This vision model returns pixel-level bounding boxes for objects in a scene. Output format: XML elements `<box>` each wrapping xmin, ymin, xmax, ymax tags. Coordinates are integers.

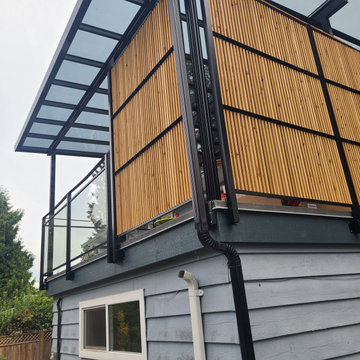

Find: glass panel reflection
<box><xmin>82</xmin><ymin>0</ymin><xmax>140</xmax><ymax>34</ymax></box>
<box><xmin>56</xmin><ymin>60</ymin><xmax>99</xmax><ymax>85</ymax></box>
<box><xmin>87</xmin><ymin>93</ymin><xmax>108</xmax><ymax>110</ymax></box>
<box><xmin>76</xmin><ymin>111</ymin><xmax>109</xmax><ymax>127</ymax></box>
<box><xmin>68</xmin><ymin>30</ymin><xmax>117</xmax><ymax>62</ymax></box>
<box><xmin>70</xmin><ymin>170</ymin><xmax>107</xmax><ymax>262</ymax></box>
<box><xmin>84</xmin><ymin>307</ymin><xmax>106</xmax><ymax>349</ymax></box>
<box><xmin>30</xmin><ymin>122</ymin><xmax>62</xmax><ymax>136</ymax></box>
<box><xmin>23</xmin><ymin>138</ymin><xmax>53</xmax><ymax>149</ymax></box>
<box><xmin>108</xmin><ymin>301</ymin><xmax>141</xmax><ymax>353</ymax></box>
<box><xmin>44</xmin><ymin>206</ymin><xmax>67</xmax><ymax>271</ymax></box>
<box><xmin>271</xmin><ymin>0</ymin><xmax>325</xmax><ymax>16</ymax></box>
<box><xmin>330</xmin><ymin>0</ymin><xmax>360</xmax><ymax>41</ymax></box>
<box><xmin>45</xmin><ymin>85</ymin><xmax>85</xmax><ymax>105</ymax></box>
<box><xmin>57</xmin><ymin>141</ymin><xmax>109</xmax><ymax>153</ymax></box>
<box><xmin>66</xmin><ymin>128</ymin><xmax>109</xmax><ymax>142</ymax></box>
<box><xmin>37</xmin><ymin>105</ymin><xmax>72</xmax><ymax>121</ymax></box>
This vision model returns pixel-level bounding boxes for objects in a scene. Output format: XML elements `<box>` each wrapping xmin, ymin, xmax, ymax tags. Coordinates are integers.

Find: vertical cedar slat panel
<box><xmin>225</xmin><ymin>111</ymin><xmax>351</xmax><ymax>204</ymax></box>
<box><xmin>328</xmin><ymin>84</ymin><xmax>360</xmax><ymax>143</ymax></box>
<box><xmin>214</xmin><ymin>38</ymin><xmax>333</xmax><ymax>134</ymax></box>
<box><xmin>115</xmin><ymin>122</ymin><xmax>191</xmax><ymax>234</ymax></box>
<box><xmin>111</xmin><ymin>0</ymin><xmax>190</xmax><ymax>235</ymax></box>
<box><xmin>209</xmin><ymin>0</ymin><xmax>317</xmax><ymax>73</ymax></box>
<box><xmin>111</xmin><ymin>0</ymin><xmax>173</xmax><ymax>113</ymax></box>
<box><xmin>314</xmin><ymin>31</ymin><xmax>360</xmax><ymax>92</ymax></box>
<box><xmin>113</xmin><ymin>53</ymin><xmax>181</xmax><ymax>170</ymax></box>
<box><xmin>344</xmin><ymin>143</ymin><xmax>360</xmax><ymax>203</ymax></box>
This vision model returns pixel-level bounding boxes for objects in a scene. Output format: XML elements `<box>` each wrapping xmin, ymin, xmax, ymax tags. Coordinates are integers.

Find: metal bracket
<box><xmin>66</xmin><ymin>271</ymin><xmax>74</xmax><ymax>281</ymax></box>
<box><xmin>114</xmin><ymin>248</ymin><xmax>125</xmax><ymax>262</ymax></box>
<box><xmin>349</xmin><ymin>219</ymin><xmax>360</xmax><ymax>234</ymax></box>
<box><xmin>188</xmin><ymin>289</ymin><xmax>204</xmax><ymax>297</ymax></box>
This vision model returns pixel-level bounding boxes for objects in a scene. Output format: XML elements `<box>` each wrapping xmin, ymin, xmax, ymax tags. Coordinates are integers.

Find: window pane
<box><xmin>108</xmin><ymin>301</ymin><xmax>141</xmax><ymax>353</ymax></box>
<box><xmin>30</xmin><ymin>122</ymin><xmax>62</xmax><ymax>136</ymax></box>
<box><xmin>23</xmin><ymin>138</ymin><xmax>53</xmax><ymax>148</ymax></box>
<box><xmin>87</xmin><ymin>93</ymin><xmax>109</xmax><ymax>110</ymax></box>
<box><xmin>84</xmin><ymin>307</ymin><xmax>106</xmax><ymax>349</ymax></box>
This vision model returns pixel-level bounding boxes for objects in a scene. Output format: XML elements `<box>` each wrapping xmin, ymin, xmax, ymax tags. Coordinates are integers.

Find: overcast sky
<box><xmin>0</xmin><ymin>0</ymin><xmax>97</xmax><ymax>280</ymax></box>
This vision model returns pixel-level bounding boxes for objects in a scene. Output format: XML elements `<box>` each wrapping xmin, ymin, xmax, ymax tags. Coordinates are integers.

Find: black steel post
<box><xmin>184</xmin><ymin>0</ymin><xmax>220</xmax><ymax>203</ymax></box>
<box><xmin>66</xmin><ymin>192</ymin><xmax>74</xmax><ymax>280</ymax></box>
<box><xmin>47</xmin><ymin>153</ymin><xmax>56</xmax><ymax>273</ymax></box>
<box><xmin>168</xmin><ymin>0</ymin><xmax>209</xmax><ymax>231</ymax></box>
<box><xmin>40</xmin><ymin>217</ymin><xmax>46</xmax><ymax>290</ymax></box>
<box><xmin>201</xmin><ymin>0</ymin><xmax>239</xmax><ymax>223</ymax></box>
<box><xmin>168</xmin><ymin>0</ymin><xmax>255</xmax><ymax>358</ymax></box>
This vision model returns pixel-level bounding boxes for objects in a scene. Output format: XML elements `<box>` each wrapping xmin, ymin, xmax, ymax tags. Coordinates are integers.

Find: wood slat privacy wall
<box><xmin>328</xmin><ymin>85</ymin><xmax>360</xmax><ymax>143</ymax></box>
<box><xmin>209</xmin><ymin>0</ymin><xmax>357</xmax><ymax>205</ymax></box>
<box><xmin>314</xmin><ymin>32</ymin><xmax>360</xmax><ymax>92</ymax></box>
<box><xmin>225</xmin><ymin>111</ymin><xmax>350</xmax><ymax>204</ymax></box>
<box><xmin>214</xmin><ymin>38</ymin><xmax>332</xmax><ymax>135</ymax></box>
<box><xmin>115</xmin><ymin>122</ymin><xmax>191</xmax><ymax>233</ymax></box>
<box><xmin>344</xmin><ymin>143</ymin><xmax>360</xmax><ymax>203</ymax></box>
<box><xmin>111</xmin><ymin>0</ymin><xmax>173</xmax><ymax>112</ymax></box>
<box><xmin>113</xmin><ymin>53</ymin><xmax>181</xmax><ymax>169</ymax></box>
<box><xmin>111</xmin><ymin>0</ymin><xmax>190</xmax><ymax>235</ymax></box>
<box><xmin>209</xmin><ymin>0</ymin><xmax>317</xmax><ymax>73</ymax></box>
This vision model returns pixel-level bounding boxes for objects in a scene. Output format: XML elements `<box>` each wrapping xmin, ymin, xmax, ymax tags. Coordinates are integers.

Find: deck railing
<box><xmin>40</xmin><ymin>156</ymin><xmax>109</xmax><ymax>287</ymax></box>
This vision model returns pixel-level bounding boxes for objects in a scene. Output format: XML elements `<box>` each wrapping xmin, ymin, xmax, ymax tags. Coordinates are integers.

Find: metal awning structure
<box><xmin>16</xmin><ymin>0</ymin><xmax>152</xmax><ymax>157</ymax></box>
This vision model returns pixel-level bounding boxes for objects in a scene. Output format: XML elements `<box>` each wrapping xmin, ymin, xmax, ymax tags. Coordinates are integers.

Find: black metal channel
<box><xmin>168</xmin><ymin>0</ymin><xmax>255</xmax><ymax>358</ymax></box>
<box><xmin>40</xmin><ymin>217</ymin><xmax>46</xmax><ymax>290</ymax></box>
<box><xmin>184</xmin><ymin>0</ymin><xmax>220</xmax><ymax>202</ymax></box>
<box><xmin>202</xmin><ymin>0</ymin><xmax>239</xmax><ymax>223</ymax></box>
<box><xmin>106</xmin><ymin>70</ymin><xmax>119</xmax><ymax>263</ymax></box>
<box><xmin>168</xmin><ymin>0</ymin><xmax>208</xmax><ymax>231</ymax></box>
<box><xmin>307</xmin><ymin>26</ymin><xmax>360</xmax><ymax>221</ymax></box>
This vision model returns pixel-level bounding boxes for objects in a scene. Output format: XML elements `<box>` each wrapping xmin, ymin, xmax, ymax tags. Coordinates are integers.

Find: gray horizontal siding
<box><xmin>51</xmin><ymin>244</ymin><xmax>360</xmax><ymax>359</ymax></box>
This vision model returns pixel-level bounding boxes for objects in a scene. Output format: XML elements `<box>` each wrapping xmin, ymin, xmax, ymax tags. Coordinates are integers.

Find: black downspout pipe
<box><xmin>168</xmin><ymin>0</ymin><xmax>256</xmax><ymax>358</ymax></box>
<box><xmin>197</xmin><ymin>230</ymin><xmax>256</xmax><ymax>360</ymax></box>
<box><xmin>56</xmin><ymin>297</ymin><xmax>62</xmax><ymax>360</ymax></box>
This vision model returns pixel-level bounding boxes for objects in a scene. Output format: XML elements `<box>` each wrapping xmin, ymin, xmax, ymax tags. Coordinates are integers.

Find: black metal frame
<box><xmin>16</xmin><ymin>0</ymin><xmax>155</xmax><ymax>158</ymax></box>
<box><xmin>209</xmin><ymin>5</ymin><xmax>360</xmax><ymax>227</ymax></box>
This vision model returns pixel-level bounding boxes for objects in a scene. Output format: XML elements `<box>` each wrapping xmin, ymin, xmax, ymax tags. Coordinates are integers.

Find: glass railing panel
<box><xmin>70</xmin><ymin>169</ymin><xmax>107</xmax><ymax>265</ymax></box>
<box><xmin>44</xmin><ymin>205</ymin><xmax>67</xmax><ymax>273</ymax></box>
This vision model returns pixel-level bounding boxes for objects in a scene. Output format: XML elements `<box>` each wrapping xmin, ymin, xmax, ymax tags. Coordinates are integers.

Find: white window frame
<box><xmin>79</xmin><ymin>289</ymin><xmax>147</xmax><ymax>360</ymax></box>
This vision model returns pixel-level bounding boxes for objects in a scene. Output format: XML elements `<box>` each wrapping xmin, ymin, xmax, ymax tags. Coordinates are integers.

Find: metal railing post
<box><xmin>66</xmin><ymin>192</ymin><xmax>74</xmax><ymax>280</ymax></box>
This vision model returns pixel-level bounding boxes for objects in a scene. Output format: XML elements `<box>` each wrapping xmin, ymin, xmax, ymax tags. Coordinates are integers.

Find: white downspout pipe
<box><xmin>178</xmin><ymin>270</ymin><xmax>206</xmax><ymax>360</ymax></box>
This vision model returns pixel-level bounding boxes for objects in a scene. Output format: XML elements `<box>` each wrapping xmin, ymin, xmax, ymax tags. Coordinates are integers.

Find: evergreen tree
<box><xmin>0</xmin><ymin>189</ymin><xmax>34</xmax><ymax>299</ymax></box>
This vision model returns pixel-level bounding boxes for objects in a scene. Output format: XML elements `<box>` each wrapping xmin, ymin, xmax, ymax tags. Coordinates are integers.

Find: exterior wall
<box><xmin>51</xmin><ymin>242</ymin><xmax>360</xmax><ymax>360</ymax></box>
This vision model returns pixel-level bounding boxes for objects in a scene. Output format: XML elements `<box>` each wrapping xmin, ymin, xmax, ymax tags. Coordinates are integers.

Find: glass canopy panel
<box><xmin>99</xmin><ymin>77</ymin><xmax>108</xmax><ymax>90</ymax></box>
<box><xmin>23</xmin><ymin>138</ymin><xmax>54</xmax><ymax>148</ymax></box>
<box><xmin>37</xmin><ymin>105</ymin><xmax>72</xmax><ymax>121</ymax></box>
<box><xmin>75</xmin><ymin>112</ymin><xmax>109</xmax><ymax>127</ymax></box>
<box><xmin>57</xmin><ymin>141</ymin><xmax>109</xmax><ymax>153</ymax></box>
<box><xmin>82</xmin><ymin>0</ymin><xmax>141</xmax><ymax>34</ymax></box>
<box><xmin>66</xmin><ymin>128</ymin><xmax>110</xmax><ymax>142</ymax></box>
<box><xmin>30</xmin><ymin>122</ymin><xmax>63</xmax><ymax>136</ymax></box>
<box><xmin>55</xmin><ymin>60</ymin><xmax>99</xmax><ymax>86</ymax></box>
<box><xmin>271</xmin><ymin>0</ymin><xmax>326</xmax><ymax>16</ymax></box>
<box><xmin>45</xmin><ymin>85</ymin><xmax>85</xmax><ymax>105</ymax></box>
<box><xmin>87</xmin><ymin>93</ymin><xmax>108</xmax><ymax>110</ymax></box>
<box><xmin>67</xmin><ymin>30</ymin><xmax>118</xmax><ymax>63</ymax></box>
<box><xmin>330</xmin><ymin>0</ymin><xmax>360</xmax><ymax>40</ymax></box>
